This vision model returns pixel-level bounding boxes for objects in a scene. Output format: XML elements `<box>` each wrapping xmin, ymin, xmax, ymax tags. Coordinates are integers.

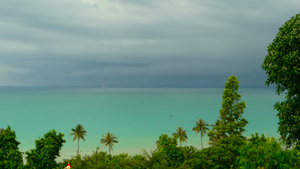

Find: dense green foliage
<box><xmin>236</xmin><ymin>133</ymin><xmax>298</xmax><ymax>168</ymax></box>
<box><xmin>70</xmin><ymin>124</ymin><xmax>87</xmax><ymax>155</ymax></box>
<box><xmin>60</xmin><ymin>151</ymin><xmax>149</xmax><ymax>169</ymax></box>
<box><xmin>58</xmin><ymin>134</ymin><xmax>299</xmax><ymax>169</ymax></box>
<box><xmin>262</xmin><ymin>13</ymin><xmax>300</xmax><ymax>147</ymax></box>
<box><xmin>0</xmin><ymin>126</ymin><xmax>23</xmax><ymax>168</ymax></box>
<box><xmin>154</xmin><ymin>134</ymin><xmax>184</xmax><ymax>168</ymax></box>
<box><xmin>25</xmin><ymin>130</ymin><xmax>65</xmax><ymax>169</ymax></box>
<box><xmin>0</xmin><ymin>128</ymin><xmax>4</xmax><ymax>134</ymax></box>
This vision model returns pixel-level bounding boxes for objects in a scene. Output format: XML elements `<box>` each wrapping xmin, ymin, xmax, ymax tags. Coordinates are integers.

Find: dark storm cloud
<box><xmin>0</xmin><ymin>0</ymin><xmax>299</xmax><ymax>86</ymax></box>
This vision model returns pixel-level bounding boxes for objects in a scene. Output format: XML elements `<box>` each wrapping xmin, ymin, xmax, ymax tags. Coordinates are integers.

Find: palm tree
<box><xmin>70</xmin><ymin>124</ymin><xmax>87</xmax><ymax>155</ymax></box>
<box><xmin>100</xmin><ymin>132</ymin><xmax>119</xmax><ymax>155</ymax></box>
<box><xmin>172</xmin><ymin>126</ymin><xmax>188</xmax><ymax>147</ymax></box>
<box><xmin>192</xmin><ymin>119</ymin><xmax>209</xmax><ymax>149</ymax></box>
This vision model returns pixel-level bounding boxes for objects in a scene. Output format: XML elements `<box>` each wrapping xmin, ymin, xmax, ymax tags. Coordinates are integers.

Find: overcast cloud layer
<box><xmin>0</xmin><ymin>0</ymin><xmax>299</xmax><ymax>87</ymax></box>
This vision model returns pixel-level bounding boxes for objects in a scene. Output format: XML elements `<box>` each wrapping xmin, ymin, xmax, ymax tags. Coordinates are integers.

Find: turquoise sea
<box><xmin>0</xmin><ymin>87</ymin><xmax>284</xmax><ymax>161</ymax></box>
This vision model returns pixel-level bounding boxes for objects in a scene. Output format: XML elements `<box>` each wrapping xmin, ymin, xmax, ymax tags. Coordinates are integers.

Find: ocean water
<box><xmin>0</xmin><ymin>87</ymin><xmax>284</xmax><ymax>161</ymax></box>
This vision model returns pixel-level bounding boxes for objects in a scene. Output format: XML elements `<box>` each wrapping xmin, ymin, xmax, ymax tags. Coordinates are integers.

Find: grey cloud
<box><xmin>0</xmin><ymin>0</ymin><xmax>299</xmax><ymax>86</ymax></box>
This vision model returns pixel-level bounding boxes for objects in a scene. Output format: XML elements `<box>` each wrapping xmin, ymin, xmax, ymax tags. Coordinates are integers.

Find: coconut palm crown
<box><xmin>172</xmin><ymin>126</ymin><xmax>188</xmax><ymax>147</ymax></box>
<box><xmin>70</xmin><ymin>124</ymin><xmax>87</xmax><ymax>155</ymax></box>
<box><xmin>192</xmin><ymin>119</ymin><xmax>209</xmax><ymax>149</ymax></box>
<box><xmin>100</xmin><ymin>132</ymin><xmax>119</xmax><ymax>155</ymax></box>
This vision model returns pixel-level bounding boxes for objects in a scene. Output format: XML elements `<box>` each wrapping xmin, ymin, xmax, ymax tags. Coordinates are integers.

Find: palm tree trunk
<box><xmin>77</xmin><ymin>138</ymin><xmax>80</xmax><ymax>155</ymax></box>
<box><xmin>201</xmin><ymin>135</ymin><xmax>203</xmax><ymax>149</ymax></box>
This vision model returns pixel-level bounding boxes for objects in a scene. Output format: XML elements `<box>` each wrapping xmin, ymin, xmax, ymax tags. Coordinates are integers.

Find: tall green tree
<box><xmin>208</xmin><ymin>75</ymin><xmax>248</xmax><ymax>144</ymax></box>
<box><xmin>172</xmin><ymin>126</ymin><xmax>188</xmax><ymax>147</ymax></box>
<box><xmin>100</xmin><ymin>132</ymin><xmax>119</xmax><ymax>155</ymax></box>
<box><xmin>70</xmin><ymin>124</ymin><xmax>87</xmax><ymax>155</ymax></box>
<box><xmin>25</xmin><ymin>130</ymin><xmax>65</xmax><ymax>168</ymax></box>
<box><xmin>192</xmin><ymin>119</ymin><xmax>209</xmax><ymax>149</ymax></box>
<box><xmin>262</xmin><ymin>13</ymin><xmax>300</xmax><ymax>147</ymax></box>
<box><xmin>0</xmin><ymin>126</ymin><xmax>23</xmax><ymax>168</ymax></box>
<box><xmin>206</xmin><ymin>75</ymin><xmax>248</xmax><ymax>168</ymax></box>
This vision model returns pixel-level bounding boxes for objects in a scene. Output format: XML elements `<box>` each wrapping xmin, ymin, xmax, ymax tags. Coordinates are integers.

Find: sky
<box><xmin>0</xmin><ymin>0</ymin><xmax>299</xmax><ymax>87</ymax></box>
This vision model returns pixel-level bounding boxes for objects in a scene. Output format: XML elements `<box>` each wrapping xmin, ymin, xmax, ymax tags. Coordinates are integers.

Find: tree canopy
<box><xmin>262</xmin><ymin>13</ymin><xmax>300</xmax><ymax>147</ymax></box>
<box><xmin>206</xmin><ymin>75</ymin><xmax>248</xmax><ymax>168</ymax></box>
<box><xmin>0</xmin><ymin>126</ymin><xmax>23</xmax><ymax>168</ymax></box>
<box><xmin>25</xmin><ymin>130</ymin><xmax>65</xmax><ymax>168</ymax></box>
<box><xmin>208</xmin><ymin>75</ymin><xmax>248</xmax><ymax>144</ymax></box>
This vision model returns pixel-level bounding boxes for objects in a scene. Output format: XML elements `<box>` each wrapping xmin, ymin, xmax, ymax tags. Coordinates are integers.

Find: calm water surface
<box><xmin>0</xmin><ymin>87</ymin><xmax>283</xmax><ymax>161</ymax></box>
